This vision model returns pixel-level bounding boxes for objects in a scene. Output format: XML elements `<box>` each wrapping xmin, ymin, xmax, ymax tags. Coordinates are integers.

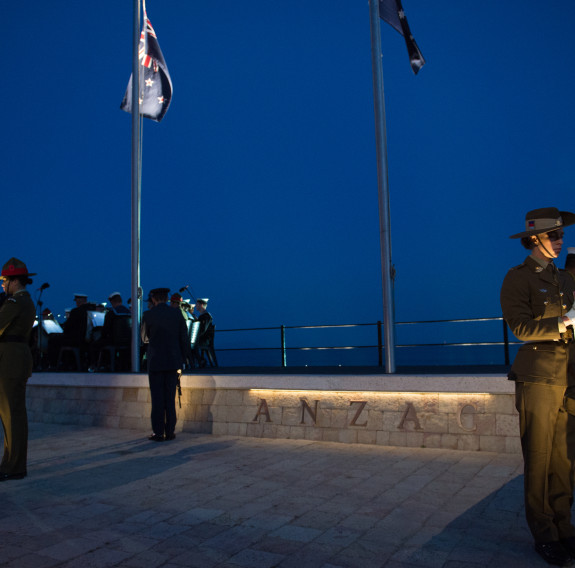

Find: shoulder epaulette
<box><xmin>509</xmin><ymin>263</ymin><xmax>527</xmax><ymax>271</ymax></box>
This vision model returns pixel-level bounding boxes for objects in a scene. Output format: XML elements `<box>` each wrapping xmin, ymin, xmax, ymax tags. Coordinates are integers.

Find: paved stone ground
<box><xmin>0</xmin><ymin>423</ymin><xmax>552</xmax><ymax>567</ymax></box>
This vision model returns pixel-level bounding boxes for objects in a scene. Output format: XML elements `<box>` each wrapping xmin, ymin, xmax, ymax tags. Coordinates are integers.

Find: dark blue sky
<box><xmin>2</xmin><ymin>1</ymin><xmax>574</xmax><ymax>337</ymax></box>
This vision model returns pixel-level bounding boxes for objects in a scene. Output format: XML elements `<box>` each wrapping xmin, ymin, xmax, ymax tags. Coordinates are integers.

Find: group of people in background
<box><xmin>32</xmin><ymin>290</ymin><xmax>215</xmax><ymax>373</ymax></box>
<box><xmin>0</xmin><ymin>258</ymin><xmax>218</xmax><ymax>482</ymax></box>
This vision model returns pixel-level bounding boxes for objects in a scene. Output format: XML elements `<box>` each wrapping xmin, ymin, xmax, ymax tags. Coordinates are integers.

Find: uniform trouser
<box><xmin>148</xmin><ymin>371</ymin><xmax>178</xmax><ymax>437</ymax></box>
<box><xmin>516</xmin><ymin>381</ymin><xmax>575</xmax><ymax>543</ymax></box>
<box><xmin>0</xmin><ymin>374</ymin><xmax>28</xmax><ymax>475</ymax></box>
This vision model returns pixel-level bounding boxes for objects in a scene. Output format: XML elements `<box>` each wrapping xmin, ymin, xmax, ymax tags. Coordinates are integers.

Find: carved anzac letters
<box><xmin>252</xmin><ymin>397</ymin><xmax>478</xmax><ymax>432</ymax></box>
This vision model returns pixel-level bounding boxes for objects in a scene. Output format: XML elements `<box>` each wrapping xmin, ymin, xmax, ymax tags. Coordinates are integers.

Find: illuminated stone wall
<box><xmin>27</xmin><ymin>373</ymin><xmax>520</xmax><ymax>453</ymax></box>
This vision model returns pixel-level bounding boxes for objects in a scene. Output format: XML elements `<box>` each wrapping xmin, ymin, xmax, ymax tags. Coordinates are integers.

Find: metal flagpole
<box><xmin>131</xmin><ymin>0</ymin><xmax>142</xmax><ymax>372</ymax></box>
<box><xmin>368</xmin><ymin>0</ymin><xmax>396</xmax><ymax>373</ymax></box>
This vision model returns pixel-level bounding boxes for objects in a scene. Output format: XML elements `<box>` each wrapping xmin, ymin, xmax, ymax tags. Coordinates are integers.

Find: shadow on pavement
<box><xmin>397</xmin><ymin>475</ymin><xmax>541</xmax><ymax>567</ymax></box>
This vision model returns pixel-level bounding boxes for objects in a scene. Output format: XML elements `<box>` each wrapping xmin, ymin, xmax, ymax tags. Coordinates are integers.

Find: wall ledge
<box><xmin>28</xmin><ymin>372</ymin><xmax>513</xmax><ymax>394</ymax></box>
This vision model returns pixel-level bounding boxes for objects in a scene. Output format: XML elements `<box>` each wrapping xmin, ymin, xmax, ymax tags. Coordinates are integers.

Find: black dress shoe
<box><xmin>535</xmin><ymin>542</ymin><xmax>574</xmax><ymax>566</ymax></box>
<box><xmin>165</xmin><ymin>433</ymin><xmax>176</xmax><ymax>441</ymax></box>
<box><xmin>0</xmin><ymin>471</ymin><xmax>27</xmax><ymax>482</ymax></box>
<box><xmin>560</xmin><ymin>537</ymin><xmax>575</xmax><ymax>556</ymax></box>
<box><xmin>148</xmin><ymin>434</ymin><xmax>164</xmax><ymax>442</ymax></box>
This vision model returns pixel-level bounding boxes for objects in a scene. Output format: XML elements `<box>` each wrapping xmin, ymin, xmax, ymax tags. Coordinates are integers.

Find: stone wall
<box><xmin>27</xmin><ymin>372</ymin><xmax>521</xmax><ymax>453</ymax></box>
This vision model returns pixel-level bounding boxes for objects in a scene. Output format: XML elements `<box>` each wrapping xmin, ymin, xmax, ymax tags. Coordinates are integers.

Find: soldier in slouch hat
<box><xmin>501</xmin><ymin>207</ymin><xmax>575</xmax><ymax>566</ymax></box>
<box><xmin>0</xmin><ymin>258</ymin><xmax>36</xmax><ymax>481</ymax></box>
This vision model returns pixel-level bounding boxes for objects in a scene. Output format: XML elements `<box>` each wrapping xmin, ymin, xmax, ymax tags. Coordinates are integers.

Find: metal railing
<box><xmin>212</xmin><ymin>317</ymin><xmax>518</xmax><ymax>367</ymax></box>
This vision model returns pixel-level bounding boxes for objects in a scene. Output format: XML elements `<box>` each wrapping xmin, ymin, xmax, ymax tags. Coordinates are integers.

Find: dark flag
<box><xmin>121</xmin><ymin>10</ymin><xmax>173</xmax><ymax>122</ymax></box>
<box><xmin>379</xmin><ymin>0</ymin><xmax>425</xmax><ymax>75</ymax></box>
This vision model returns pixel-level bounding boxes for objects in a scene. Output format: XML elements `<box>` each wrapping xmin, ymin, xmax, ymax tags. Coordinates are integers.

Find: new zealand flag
<box><xmin>379</xmin><ymin>0</ymin><xmax>425</xmax><ymax>75</ymax></box>
<box><xmin>121</xmin><ymin>11</ymin><xmax>173</xmax><ymax>122</ymax></box>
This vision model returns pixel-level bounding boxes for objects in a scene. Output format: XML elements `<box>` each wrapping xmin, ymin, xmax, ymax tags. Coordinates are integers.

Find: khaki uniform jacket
<box><xmin>0</xmin><ymin>290</ymin><xmax>36</xmax><ymax>379</ymax></box>
<box><xmin>501</xmin><ymin>255</ymin><xmax>575</xmax><ymax>385</ymax></box>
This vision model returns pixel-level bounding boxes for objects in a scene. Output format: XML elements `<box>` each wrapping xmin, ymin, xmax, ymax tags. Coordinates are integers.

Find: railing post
<box><xmin>377</xmin><ymin>320</ymin><xmax>383</xmax><ymax>367</ymax></box>
<box><xmin>502</xmin><ymin>318</ymin><xmax>510</xmax><ymax>365</ymax></box>
<box><xmin>281</xmin><ymin>325</ymin><xmax>286</xmax><ymax>367</ymax></box>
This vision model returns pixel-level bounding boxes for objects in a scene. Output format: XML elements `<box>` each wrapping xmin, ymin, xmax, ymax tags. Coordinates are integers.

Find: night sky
<box><xmin>2</xmin><ymin>1</ymin><xmax>574</xmax><ymax>362</ymax></box>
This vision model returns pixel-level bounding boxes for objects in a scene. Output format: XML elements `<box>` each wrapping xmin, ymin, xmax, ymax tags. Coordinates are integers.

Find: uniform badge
<box><xmin>535</xmin><ymin>266</ymin><xmax>543</xmax><ymax>273</ymax></box>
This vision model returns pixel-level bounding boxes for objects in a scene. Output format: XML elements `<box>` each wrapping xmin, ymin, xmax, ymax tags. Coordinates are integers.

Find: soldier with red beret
<box><xmin>0</xmin><ymin>258</ymin><xmax>36</xmax><ymax>481</ymax></box>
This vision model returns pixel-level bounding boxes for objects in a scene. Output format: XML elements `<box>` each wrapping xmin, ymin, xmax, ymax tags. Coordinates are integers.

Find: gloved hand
<box><xmin>564</xmin><ymin>305</ymin><xmax>575</xmax><ymax>327</ymax></box>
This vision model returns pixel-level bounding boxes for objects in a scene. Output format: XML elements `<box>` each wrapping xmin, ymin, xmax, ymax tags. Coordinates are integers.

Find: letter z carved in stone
<box><xmin>349</xmin><ymin>401</ymin><xmax>368</xmax><ymax>427</ymax></box>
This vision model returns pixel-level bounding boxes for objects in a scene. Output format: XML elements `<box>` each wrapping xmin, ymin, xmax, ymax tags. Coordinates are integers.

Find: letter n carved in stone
<box><xmin>300</xmin><ymin>399</ymin><xmax>319</xmax><ymax>425</ymax></box>
<box><xmin>398</xmin><ymin>402</ymin><xmax>423</xmax><ymax>431</ymax></box>
<box><xmin>252</xmin><ymin>399</ymin><xmax>272</xmax><ymax>422</ymax></box>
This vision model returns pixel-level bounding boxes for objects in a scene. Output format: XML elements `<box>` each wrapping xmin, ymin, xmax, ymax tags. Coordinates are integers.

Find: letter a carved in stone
<box><xmin>300</xmin><ymin>399</ymin><xmax>319</xmax><ymax>425</ymax></box>
<box><xmin>398</xmin><ymin>402</ymin><xmax>423</xmax><ymax>431</ymax></box>
<box><xmin>252</xmin><ymin>399</ymin><xmax>272</xmax><ymax>422</ymax></box>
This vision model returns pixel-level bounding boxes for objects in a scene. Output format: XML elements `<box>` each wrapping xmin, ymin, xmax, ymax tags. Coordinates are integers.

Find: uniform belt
<box><xmin>561</xmin><ymin>328</ymin><xmax>574</xmax><ymax>343</ymax></box>
<box><xmin>0</xmin><ymin>335</ymin><xmax>27</xmax><ymax>343</ymax></box>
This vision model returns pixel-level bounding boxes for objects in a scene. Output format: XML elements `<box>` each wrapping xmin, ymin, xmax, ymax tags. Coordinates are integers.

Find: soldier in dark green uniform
<box><xmin>501</xmin><ymin>208</ymin><xmax>575</xmax><ymax>566</ymax></box>
<box><xmin>0</xmin><ymin>258</ymin><xmax>36</xmax><ymax>481</ymax></box>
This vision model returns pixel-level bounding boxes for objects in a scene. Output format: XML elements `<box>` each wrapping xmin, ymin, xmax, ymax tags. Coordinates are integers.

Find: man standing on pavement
<box><xmin>141</xmin><ymin>288</ymin><xmax>190</xmax><ymax>442</ymax></box>
<box><xmin>501</xmin><ymin>207</ymin><xmax>575</xmax><ymax>566</ymax></box>
<box><xmin>0</xmin><ymin>258</ymin><xmax>36</xmax><ymax>481</ymax></box>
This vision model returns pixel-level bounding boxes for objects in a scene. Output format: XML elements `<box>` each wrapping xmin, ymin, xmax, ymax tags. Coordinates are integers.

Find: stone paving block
<box><xmin>227</xmin><ymin>547</ymin><xmax>287</xmax><ymax>568</ymax></box>
<box><xmin>38</xmin><ymin>537</ymin><xmax>103</xmax><ymax>561</ymax></box>
<box><xmin>120</xmin><ymin>549</ymin><xmax>170</xmax><ymax>568</ymax></box>
<box><xmin>321</xmin><ymin>428</ymin><xmax>341</xmax><ymax>443</ymax></box>
<box><xmin>170</xmin><ymin>545</ymin><xmax>231</xmax><ymax>567</ymax></box>
<box><xmin>391</xmin><ymin>545</ymin><xmax>451</xmax><ymax>568</ymax></box>
<box><xmin>337</xmin><ymin>428</ymin><xmax>358</xmax><ymax>444</ymax></box>
<box><xmin>271</xmin><ymin>524</ymin><xmax>323</xmax><ymax>543</ymax></box>
<box><xmin>303</xmin><ymin>425</ymin><xmax>324</xmax><ymax>441</ymax></box>
<box><xmin>212</xmin><ymin>421</ymin><xmax>229</xmax><ymax>435</ymax></box>
<box><xmin>277</xmin><ymin>542</ymin><xmax>339</xmax><ymax>568</ymax></box>
<box><xmin>1</xmin><ymin>553</ymin><xmax>63</xmax><ymax>568</ymax></box>
<box><xmin>202</xmin><ymin>525</ymin><xmax>268</xmax><ymax>554</ymax></box>
<box><xmin>480</xmin><ymin>434</ymin><xmax>507</xmax><ymax>453</ymax></box>
<box><xmin>405</xmin><ymin>430</ymin><xmax>425</xmax><ymax>447</ymax></box>
<box><xmin>357</xmin><ymin>429</ymin><xmax>377</xmax><ymax>444</ymax></box>
<box><xmin>62</xmin><ymin>547</ymin><xmax>134</xmax><ymax>567</ymax></box>
<box><xmin>496</xmin><ymin>412</ymin><xmax>520</xmax><ymax>436</ymax></box>
<box><xmin>375</xmin><ymin>430</ymin><xmax>390</xmax><ymax>445</ymax></box>
<box><xmin>331</xmin><ymin>539</ymin><xmax>397</xmax><ymax>568</ymax></box>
